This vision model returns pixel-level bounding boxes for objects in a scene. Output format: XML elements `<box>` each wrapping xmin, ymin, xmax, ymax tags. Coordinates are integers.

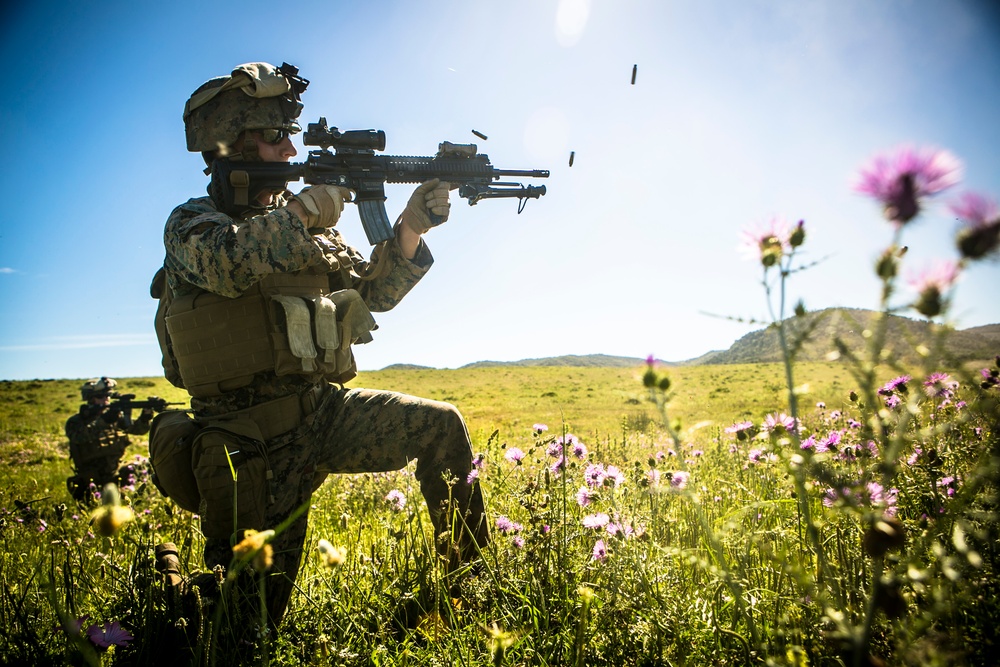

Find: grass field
<box><xmin>1</xmin><ymin>356</ymin><xmax>997</xmax><ymax>666</ymax></box>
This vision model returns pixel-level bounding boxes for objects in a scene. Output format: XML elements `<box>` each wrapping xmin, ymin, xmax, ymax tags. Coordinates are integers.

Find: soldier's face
<box><xmin>92</xmin><ymin>395</ymin><xmax>111</xmax><ymax>407</ymax></box>
<box><xmin>252</xmin><ymin>131</ymin><xmax>297</xmax><ymax>163</ymax></box>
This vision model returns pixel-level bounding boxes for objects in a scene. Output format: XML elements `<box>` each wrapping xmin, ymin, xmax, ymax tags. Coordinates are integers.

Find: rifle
<box><xmin>109</xmin><ymin>394</ymin><xmax>184</xmax><ymax>414</ymax></box>
<box><xmin>209</xmin><ymin>117</ymin><xmax>550</xmax><ymax>245</ymax></box>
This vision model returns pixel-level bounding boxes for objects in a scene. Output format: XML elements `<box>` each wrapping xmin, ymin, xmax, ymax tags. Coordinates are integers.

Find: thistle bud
<box><xmin>875</xmin><ymin>249</ymin><xmax>898</xmax><ymax>280</ymax></box>
<box><xmin>913</xmin><ymin>286</ymin><xmax>943</xmax><ymax>318</ymax></box>
<box><xmin>789</xmin><ymin>220</ymin><xmax>806</xmax><ymax>247</ymax></box>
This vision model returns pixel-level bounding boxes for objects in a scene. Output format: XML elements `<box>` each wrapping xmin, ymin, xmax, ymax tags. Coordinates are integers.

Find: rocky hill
<box><xmin>377</xmin><ymin>309</ymin><xmax>999</xmax><ymax>370</ymax></box>
<box><xmin>691</xmin><ymin>308</ymin><xmax>1000</xmax><ymax>366</ymax></box>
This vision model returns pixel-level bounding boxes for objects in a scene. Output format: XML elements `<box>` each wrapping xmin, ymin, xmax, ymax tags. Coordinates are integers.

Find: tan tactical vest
<box><xmin>154</xmin><ymin>270</ymin><xmax>376</xmax><ymax>398</ymax></box>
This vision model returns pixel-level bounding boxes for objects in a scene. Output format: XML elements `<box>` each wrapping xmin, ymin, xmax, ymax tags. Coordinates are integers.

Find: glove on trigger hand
<box><xmin>403</xmin><ymin>179</ymin><xmax>451</xmax><ymax>235</ymax></box>
<box><xmin>102</xmin><ymin>407</ymin><xmax>121</xmax><ymax>425</ymax></box>
<box><xmin>290</xmin><ymin>185</ymin><xmax>352</xmax><ymax>231</ymax></box>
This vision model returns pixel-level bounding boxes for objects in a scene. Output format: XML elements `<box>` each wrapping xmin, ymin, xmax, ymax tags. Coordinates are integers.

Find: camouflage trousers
<box><xmin>202</xmin><ymin>384</ymin><xmax>489</xmax><ymax>625</ymax></box>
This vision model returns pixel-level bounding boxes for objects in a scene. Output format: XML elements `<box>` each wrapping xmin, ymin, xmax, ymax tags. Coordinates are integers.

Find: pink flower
<box><xmin>384</xmin><ymin>490</ymin><xmax>406</xmax><ymax>512</ymax></box>
<box><xmin>576</xmin><ymin>486</ymin><xmax>596</xmax><ymax>507</ymax></box>
<box><xmin>87</xmin><ymin>621</ymin><xmax>134</xmax><ymax>648</ymax></box>
<box><xmin>604</xmin><ymin>465</ymin><xmax>626</xmax><ymax>488</ymax></box>
<box><xmin>504</xmin><ymin>447</ymin><xmax>526</xmax><ymax>463</ymax></box>
<box><xmin>582</xmin><ymin>513</ymin><xmax>610</xmax><ymax>529</ymax></box>
<box><xmin>584</xmin><ymin>463</ymin><xmax>606</xmax><ymax>488</ymax></box>
<box><xmin>669</xmin><ymin>471</ymin><xmax>690</xmax><ymax>489</ymax></box>
<box><xmin>854</xmin><ymin>145</ymin><xmax>962</xmax><ymax>225</ymax></box>
<box><xmin>908</xmin><ymin>260</ymin><xmax>960</xmax><ymax>318</ymax></box>
<box><xmin>741</xmin><ymin>217</ymin><xmax>795</xmax><ymax>267</ymax></box>
<box><xmin>951</xmin><ymin>192</ymin><xmax>1000</xmax><ymax>260</ymax></box>
<box><xmin>532</xmin><ymin>423</ymin><xmax>549</xmax><ymax>434</ymax></box>
<box><xmin>762</xmin><ymin>412</ymin><xmax>797</xmax><ymax>435</ymax></box>
<box><xmin>592</xmin><ymin>539</ymin><xmax>608</xmax><ymax>562</ymax></box>
<box><xmin>495</xmin><ymin>515</ymin><xmax>523</xmax><ymax>534</ymax></box>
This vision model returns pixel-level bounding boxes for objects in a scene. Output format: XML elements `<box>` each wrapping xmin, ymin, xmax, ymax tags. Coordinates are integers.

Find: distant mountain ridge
<box><xmin>378</xmin><ymin>308</ymin><xmax>999</xmax><ymax>370</ymax></box>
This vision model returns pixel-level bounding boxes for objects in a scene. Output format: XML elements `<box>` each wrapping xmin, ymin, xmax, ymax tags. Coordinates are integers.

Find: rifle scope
<box><xmin>304</xmin><ymin>117</ymin><xmax>386</xmax><ymax>152</ymax></box>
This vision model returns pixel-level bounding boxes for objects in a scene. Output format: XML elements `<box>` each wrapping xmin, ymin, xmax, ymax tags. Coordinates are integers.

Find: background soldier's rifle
<box><xmin>108</xmin><ymin>394</ymin><xmax>185</xmax><ymax>427</ymax></box>
<box><xmin>210</xmin><ymin>117</ymin><xmax>550</xmax><ymax>245</ymax></box>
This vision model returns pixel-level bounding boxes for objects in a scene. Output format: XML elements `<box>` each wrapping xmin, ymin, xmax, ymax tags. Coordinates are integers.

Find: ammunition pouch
<box><xmin>163</xmin><ymin>269</ymin><xmax>376</xmax><ymax>397</ymax></box>
<box><xmin>149</xmin><ymin>410</ymin><xmax>202</xmax><ymax>513</ymax></box>
<box><xmin>193</xmin><ymin>418</ymin><xmax>271</xmax><ymax>541</ymax></box>
<box><xmin>149</xmin><ymin>386</ymin><xmax>324</xmax><ymax>538</ymax></box>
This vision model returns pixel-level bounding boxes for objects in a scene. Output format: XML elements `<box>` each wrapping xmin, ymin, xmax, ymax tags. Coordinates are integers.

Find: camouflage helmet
<box><xmin>81</xmin><ymin>377</ymin><xmax>117</xmax><ymax>401</ymax></box>
<box><xmin>183</xmin><ymin>62</ymin><xmax>309</xmax><ymax>153</ymax></box>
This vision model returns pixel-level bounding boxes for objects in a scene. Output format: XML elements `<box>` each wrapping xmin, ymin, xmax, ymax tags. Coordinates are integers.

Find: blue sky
<box><xmin>1</xmin><ymin>0</ymin><xmax>999</xmax><ymax>381</ymax></box>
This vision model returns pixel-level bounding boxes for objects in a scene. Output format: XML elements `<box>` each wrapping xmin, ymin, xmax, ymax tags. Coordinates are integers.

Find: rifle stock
<box><xmin>210</xmin><ymin>118</ymin><xmax>549</xmax><ymax>245</ymax></box>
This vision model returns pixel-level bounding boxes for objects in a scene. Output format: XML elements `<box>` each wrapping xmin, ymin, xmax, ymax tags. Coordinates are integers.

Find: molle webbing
<box><xmin>166</xmin><ymin>272</ymin><xmax>333</xmax><ymax>398</ymax></box>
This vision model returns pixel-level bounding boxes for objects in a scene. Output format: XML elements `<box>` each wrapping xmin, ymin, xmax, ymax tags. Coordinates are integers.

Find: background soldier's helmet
<box><xmin>183</xmin><ymin>62</ymin><xmax>309</xmax><ymax>153</ymax></box>
<box><xmin>81</xmin><ymin>377</ymin><xmax>117</xmax><ymax>401</ymax></box>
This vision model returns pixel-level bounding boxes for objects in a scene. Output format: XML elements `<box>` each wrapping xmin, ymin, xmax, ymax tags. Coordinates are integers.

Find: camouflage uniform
<box><xmin>163</xmin><ymin>194</ymin><xmax>488</xmax><ymax>623</ymax></box>
<box><xmin>66</xmin><ymin>404</ymin><xmax>151</xmax><ymax>499</ymax></box>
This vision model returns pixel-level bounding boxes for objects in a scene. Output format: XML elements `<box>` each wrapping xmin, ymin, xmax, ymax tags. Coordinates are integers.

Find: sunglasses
<box><xmin>258</xmin><ymin>128</ymin><xmax>292</xmax><ymax>145</ymax></box>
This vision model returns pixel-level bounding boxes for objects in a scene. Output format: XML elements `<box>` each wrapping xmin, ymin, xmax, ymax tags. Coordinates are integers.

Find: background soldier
<box><xmin>65</xmin><ymin>377</ymin><xmax>154</xmax><ymax>501</ymax></box>
<box><xmin>152</xmin><ymin>62</ymin><xmax>488</xmax><ymax>631</ymax></box>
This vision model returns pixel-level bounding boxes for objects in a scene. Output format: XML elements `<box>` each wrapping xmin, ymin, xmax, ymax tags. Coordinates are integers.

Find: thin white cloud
<box><xmin>0</xmin><ymin>267</ymin><xmax>16</xmax><ymax>274</ymax></box>
<box><xmin>0</xmin><ymin>333</ymin><xmax>155</xmax><ymax>351</ymax></box>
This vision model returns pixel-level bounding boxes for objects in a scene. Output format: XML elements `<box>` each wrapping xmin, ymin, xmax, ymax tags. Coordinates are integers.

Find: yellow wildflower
<box><xmin>232</xmin><ymin>529</ymin><xmax>275</xmax><ymax>571</ymax></box>
<box><xmin>316</xmin><ymin>539</ymin><xmax>347</xmax><ymax>568</ymax></box>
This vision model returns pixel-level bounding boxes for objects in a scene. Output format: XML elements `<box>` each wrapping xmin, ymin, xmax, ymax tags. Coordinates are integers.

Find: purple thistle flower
<box><xmin>550</xmin><ymin>456</ymin><xmax>566</xmax><ymax>475</ymax></box>
<box><xmin>884</xmin><ymin>394</ymin><xmax>901</xmax><ymax>409</ymax></box>
<box><xmin>592</xmin><ymin>539</ymin><xmax>609</xmax><ymax>562</ymax></box>
<box><xmin>800</xmin><ymin>435</ymin><xmax>816</xmax><ymax>451</ymax></box>
<box><xmin>582</xmin><ymin>512</ymin><xmax>610</xmax><ymax>529</ymax></box>
<box><xmin>569</xmin><ymin>440</ymin><xmax>588</xmax><ymax>461</ymax></box>
<box><xmin>384</xmin><ymin>489</ymin><xmax>406</xmax><ymax>512</ymax></box>
<box><xmin>87</xmin><ymin>621</ymin><xmax>134</xmax><ymax>648</ymax></box>
<box><xmin>466</xmin><ymin>469</ymin><xmax>480</xmax><ymax>484</ymax></box>
<box><xmin>575</xmin><ymin>486</ymin><xmax>596</xmax><ymax>508</ymax></box>
<box><xmin>951</xmin><ymin>191</ymin><xmax>1000</xmax><ymax>259</ymax></box>
<box><xmin>546</xmin><ymin>441</ymin><xmax>564</xmax><ymax>458</ymax></box>
<box><xmin>533</xmin><ymin>423</ymin><xmax>549</xmax><ymax>434</ymax></box>
<box><xmin>748</xmin><ymin>448</ymin><xmax>765</xmax><ymax>464</ymax></box>
<box><xmin>938</xmin><ymin>476</ymin><xmax>958</xmax><ymax>497</ymax></box>
<box><xmin>908</xmin><ymin>260</ymin><xmax>960</xmax><ymax>318</ymax></box>
<box><xmin>495</xmin><ymin>515</ymin><xmax>523</xmax><ymax>534</ymax></box>
<box><xmin>741</xmin><ymin>217</ymin><xmax>795</xmax><ymax>267</ymax></box>
<box><xmin>604</xmin><ymin>465</ymin><xmax>626</xmax><ymax>488</ymax></box>
<box><xmin>762</xmin><ymin>412</ymin><xmax>797</xmax><ymax>435</ymax></box>
<box><xmin>923</xmin><ymin>372</ymin><xmax>956</xmax><ymax>398</ymax></box>
<box><xmin>725</xmin><ymin>420</ymin><xmax>754</xmax><ymax>434</ymax></box>
<box><xmin>669</xmin><ymin>471</ymin><xmax>690</xmax><ymax>489</ymax></box>
<box><xmin>512</xmin><ymin>535</ymin><xmax>525</xmax><ymax>548</ymax></box>
<box><xmin>472</xmin><ymin>453</ymin><xmax>485</xmax><ymax>469</ymax></box>
<box><xmin>584</xmin><ymin>463</ymin><xmax>607</xmax><ymax>488</ymax></box>
<box><xmin>854</xmin><ymin>145</ymin><xmax>962</xmax><ymax>225</ymax></box>
<box><xmin>879</xmin><ymin>375</ymin><xmax>911</xmax><ymax>396</ymax></box>
<box><xmin>504</xmin><ymin>447</ymin><xmax>526</xmax><ymax>463</ymax></box>
<box><xmin>646</xmin><ymin>469</ymin><xmax>661</xmax><ymax>487</ymax></box>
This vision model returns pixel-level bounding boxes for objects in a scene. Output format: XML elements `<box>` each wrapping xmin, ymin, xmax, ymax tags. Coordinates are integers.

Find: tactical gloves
<box><xmin>290</xmin><ymin>185</ymin><xmax>352</xmax><ymax>231</ymax></box>
<box><xmin>402</xmin><ymin>179</ymin><xmax>451</xmax><ymax>235</ymax></box>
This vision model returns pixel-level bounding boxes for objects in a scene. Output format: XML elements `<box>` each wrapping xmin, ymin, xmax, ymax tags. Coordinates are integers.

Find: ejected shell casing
<box><xmin>568</xmin><ymin>151</ymin><xmax>575</xmax><ymax>167</ymax></box>
<box><xmin>631</xmin><ymin>64</ymin><xmax>637</xmax><ymax>85</ymax></box>
<box><xmin>472</xmin><ymin>129</ymin><xmax>488</xmax><ymax>140</ymax></box>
